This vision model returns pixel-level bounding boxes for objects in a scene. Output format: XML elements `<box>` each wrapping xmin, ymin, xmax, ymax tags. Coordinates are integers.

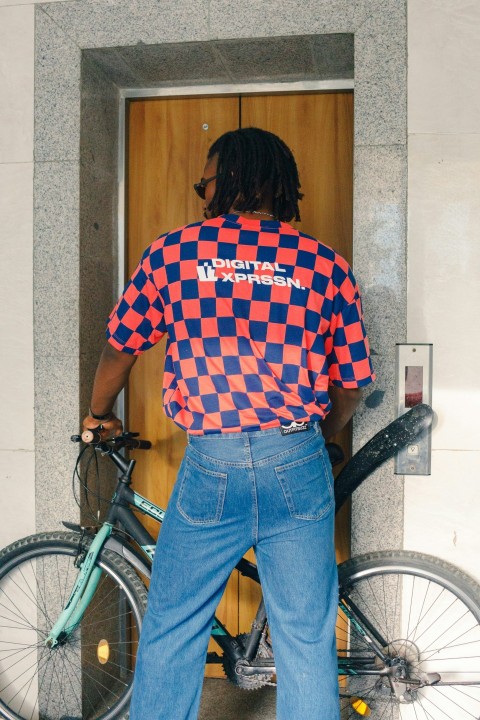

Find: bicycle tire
<box><xmin>337</xmin><ymin>550</ymin><xmax>480</xmax><ymax>720</ymax></box>
<box><xmin>0</xmin><ymin>531</ymin><xmax>147</xmax><ymax>720</ymax></box>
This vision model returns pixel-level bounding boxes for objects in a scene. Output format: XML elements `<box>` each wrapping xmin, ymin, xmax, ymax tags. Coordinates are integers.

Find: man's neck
<box><xmin>229</xmin><ymin>207</ymin><xmax>277</xmax><ymax>221</ymax></box>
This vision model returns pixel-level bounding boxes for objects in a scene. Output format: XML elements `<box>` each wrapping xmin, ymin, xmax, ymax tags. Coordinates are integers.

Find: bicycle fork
<box><xmin>45</xmin><ymin>523</ymin><xmax>113</xmax><ymax>648</ymax></box>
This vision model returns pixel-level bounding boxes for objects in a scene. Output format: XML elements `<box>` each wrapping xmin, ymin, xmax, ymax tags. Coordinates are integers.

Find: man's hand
<box><xmin>82</xmin><ymin>412</ymin><xmax>123</xmax><ymax>439</ymax></box>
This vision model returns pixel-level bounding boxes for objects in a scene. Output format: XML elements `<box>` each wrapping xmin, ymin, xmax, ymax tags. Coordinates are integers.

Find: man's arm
<box><xmin>320</xmin><ymin>385</ymin><xmax>363</xmax><ymax>440</ymax></box>
<box><xmin>82</xmin><ymin>343</ymin><xmax>138</xmax><ymax>437</ymax></box>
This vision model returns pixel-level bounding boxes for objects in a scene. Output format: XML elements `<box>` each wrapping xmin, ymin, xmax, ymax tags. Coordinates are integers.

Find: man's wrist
<box><xmin>89</xmin><ymin>408</ymin><xmax>114</xmax><ymax>421</ymax></box>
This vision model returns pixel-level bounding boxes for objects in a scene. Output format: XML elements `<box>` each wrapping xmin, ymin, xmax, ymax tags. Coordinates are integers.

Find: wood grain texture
<box><xmin>127</xmin><ymin>97</ymin><xmax>239</xmax><ymax>676</ymax></box>
<box><xmin>239</xmin><ymin>93</ymin><xmax>354</xmax><ymax>632</ymax></box>
<box><xmin>127</xmin><ymin>95</ymin><xmax>239</xmax><ymax>514</ymax></box>
<box><xmin>241</xmin><ymin>93</ymin><xmax>353</xmax><ymax>264</ymax></box>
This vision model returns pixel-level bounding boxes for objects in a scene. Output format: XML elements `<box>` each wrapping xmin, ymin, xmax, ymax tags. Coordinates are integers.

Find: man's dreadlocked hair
<box><xmin>206</xmin><ymin>127</ymin><xmax>303</xmax><ymax>222</ymax></box>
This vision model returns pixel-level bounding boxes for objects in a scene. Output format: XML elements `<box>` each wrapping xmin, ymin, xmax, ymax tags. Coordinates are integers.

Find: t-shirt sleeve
<box><xmin>106</xmin><ymin>247</ymin><xmax>166</xmax><ymax>355</ymax></box>
<box><xmin>325</xmin><ymin>265</ymin><xmax>375</xmax><ymax>389</ymax></box>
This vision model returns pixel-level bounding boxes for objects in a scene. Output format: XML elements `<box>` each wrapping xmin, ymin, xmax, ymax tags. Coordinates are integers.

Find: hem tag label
<box><xmin>280</xmin><ymin>421</ymin><xmax>309</xmax><ymax>436</ymax></box>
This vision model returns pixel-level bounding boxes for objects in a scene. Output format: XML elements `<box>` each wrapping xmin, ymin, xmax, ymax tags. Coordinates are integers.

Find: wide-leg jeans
<box><xmin>129</xmin><ymin>423</ymin><xmax>340</xmax><ymax>720</ymax></box>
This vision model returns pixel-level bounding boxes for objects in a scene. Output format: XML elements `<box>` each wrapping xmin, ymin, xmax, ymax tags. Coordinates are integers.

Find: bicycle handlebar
<box><xmin>72</xmin><ymin>404</ymin><xmax>433</xmax><ymax>498</ymax></box>
<box><xmin>73</xmin><ymin>430</ymin><xmax>152</xmax><ymax>450</ymax></box>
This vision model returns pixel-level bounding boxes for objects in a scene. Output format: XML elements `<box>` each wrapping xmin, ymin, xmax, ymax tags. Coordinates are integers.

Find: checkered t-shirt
<box><xmin>107</xmin><ymin>214</ymin><xmax>375</xmax><ymax>434</ymax></box>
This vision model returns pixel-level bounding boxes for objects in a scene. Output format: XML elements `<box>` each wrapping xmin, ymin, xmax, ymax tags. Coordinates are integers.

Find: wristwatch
<box><xmin>89</xmin><ymin>409</ymin><xmax>114</xmax><ymax>421</ymax></box>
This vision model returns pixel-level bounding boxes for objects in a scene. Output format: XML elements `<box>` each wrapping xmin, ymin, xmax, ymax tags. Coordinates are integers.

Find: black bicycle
<box><xmin>1</xmin><ymin>403</ymin><xmax>479</xmax><ymax>720</ymax></box>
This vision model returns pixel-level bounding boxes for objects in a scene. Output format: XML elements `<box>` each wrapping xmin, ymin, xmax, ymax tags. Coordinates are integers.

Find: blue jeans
<box><xmin>129</xmin><ymin>424</ymin><xmax>339</xmax><ymax>719</ymax></box>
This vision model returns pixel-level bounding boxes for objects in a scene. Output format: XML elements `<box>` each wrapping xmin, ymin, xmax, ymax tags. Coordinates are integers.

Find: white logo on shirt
<box><xmin>197</xmin><ymin>264</ymin><xmax>218</xmax><ymax>282</ymax></box>
<box><xmin>196</xmin><ymin>259</ymin><xmax>305</xmax><ymax>290</ymax></box>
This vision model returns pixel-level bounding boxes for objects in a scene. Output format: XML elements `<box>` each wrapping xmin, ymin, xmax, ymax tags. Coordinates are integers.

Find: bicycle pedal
<box><xmin>351</xmin><ymin>698</ymin><xmax>371</xmax><ymax>716</ymax></box>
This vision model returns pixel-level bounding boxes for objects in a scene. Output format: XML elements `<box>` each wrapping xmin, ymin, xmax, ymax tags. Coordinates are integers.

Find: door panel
<box><xmin>126</xmin><ymin>92</ymin><xmax>353</xmax><ymax>675</ymax></box>
<box><xmin>127</xmin><ymin>96</ymin><xmax>239</xmax><ymax>525</ymax></box>
<box><xmin>127</xmin><ymin>98</ymin><xmax>239</xmax><ymax>676</ymax></box>
<box><xmin>239</xmin><ymin>93</ymin><xmax>354</xmax><ymax>632</ymax></box>
<box><xmin>241</xmin><ymin>93</ymin><xmax>353</xmax><ymax>262</ymax></box>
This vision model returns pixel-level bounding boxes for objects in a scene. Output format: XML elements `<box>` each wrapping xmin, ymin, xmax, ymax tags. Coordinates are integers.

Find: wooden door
<box><xmin>238</xmin><ymin>93</ymin><xmax>354</xmax><ymax>632</ymax></box>
<box><xmin>126</xmin><ymin>92</ymin><xmax>353</xmax><ymax>676</ymax></box>
<box><xmin>127</xmin><ymin>98</ymin><xmax>240</xmax><ymax>676</ymax></box>
<box><xmin>127</xmin><ymin>95</ymin><xmax>239</xmax><ymax>529</ymax></box>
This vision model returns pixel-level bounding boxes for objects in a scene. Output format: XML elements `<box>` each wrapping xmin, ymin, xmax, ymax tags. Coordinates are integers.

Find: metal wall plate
<box><xmin>395</xmin><ymin>344</ymin><xmax>433</xmax><ymax>475</ymax></box>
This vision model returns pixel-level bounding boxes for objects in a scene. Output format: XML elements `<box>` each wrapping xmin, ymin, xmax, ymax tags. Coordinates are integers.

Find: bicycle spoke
<box><xmin>338</xmin><ymin>554</ymin><xmax>480</xmax><ymax>720</ymax></box>
<box><xmin>57</xmin><ymin>647</ymin><xmax>84</xmax><ymax>716</ymax></box>
<box><xmin>60</xmin><ymin>650</ymin><xmax>119</xmax><ymax>711</ymax></box>
<box><xmin>0</xmin><ymin>586</ymin><xmax>43</xmax><ymax>635</ymax></box>
<box><xmin>0</xmin><ymin>536</ymin><xmax>145</xmax><ymax>719</ymax></box>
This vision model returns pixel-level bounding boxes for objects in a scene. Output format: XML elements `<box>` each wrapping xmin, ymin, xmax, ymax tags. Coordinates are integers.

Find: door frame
<box><xmin>116</xmin><ymin>79</ymin><xmax>354</xmax><ymax>419</ymax></box>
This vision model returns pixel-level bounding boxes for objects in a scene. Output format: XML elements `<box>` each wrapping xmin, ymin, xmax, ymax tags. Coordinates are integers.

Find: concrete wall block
<box><xmin>0</xmin><ymin>4</ymin><xmax>34</xmax><ymax>163</ymax></box>
<box><xmin>34</xmin><ymin>354</ymin><xmax>80</xmax><ymax>446</ymax></box>
<box><xmin>209</xmin><ymin>0</ymin><xmax>354</xmax><ymax>39</ymax></box>
<box><xmin>354</xmin><ymin>4</ymin><xmax>407</xmax><ymax>146</ymax></box>
<box><xmin>0</xmin><ymin>163</ymin><xmax>35</xmax><ymax>451</ymax></box>
<box><xmin>33</xmin><ymin>161</ymin><xmax>80</xmax><ymax>358</ymax></box>
<box><xmin>353</xmin><ymin>144</ymin><xmax>408</xmax><ymax>355</ymax></box>
<box><xmin>35</xmin><ymin>439</ymin><xmax>81</xmax><ymax>533</ymax></box>
<box><xmin>353</xmin><ymin>353</ymin><xmax>397</xmax><ymax>452</ymax></box>
<box><xmin>408</xmin><ymin>0</ymin><xmax>480</xmax><ymax>134</ymax></box>
<box><xmin>34</xmin><ymin>7</ymin><xmax>82</xmax><ymax>162</ymax></box>
<box><xmin>39</xmin><ymin>0</ymin><xmax>209</xmax><ymax>48</ymax></box>
<box><xmin>351</xmin><ymin>458</ymin><xmax>404</xmax><ymax>555</ymax></box>
<box><xmin>0</xmin><ymin>450</ymin><xmax>35</xmax><ymax>548</ymax></box>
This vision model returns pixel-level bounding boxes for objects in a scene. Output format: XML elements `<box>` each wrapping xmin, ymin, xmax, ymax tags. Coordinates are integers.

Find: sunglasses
<box><xmin>193</xmin><ymin>174</ymin><xmax>218</xmax><ymax>200</ymax></box>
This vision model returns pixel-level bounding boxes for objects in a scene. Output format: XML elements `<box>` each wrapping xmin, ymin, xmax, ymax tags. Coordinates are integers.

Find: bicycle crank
<box><xmin>223</xmin><ymin>632</ymin><xmax>276</xmax><ymax>690</ymax></box>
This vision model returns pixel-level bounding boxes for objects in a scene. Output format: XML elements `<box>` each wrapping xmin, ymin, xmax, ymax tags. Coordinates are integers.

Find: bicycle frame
<box><xmin>46</xmin><ymin>446</ymin><xmax>266</xmax><ymax>666</ymax></box>
<box><xmin>50</xmin><ymin>403</ymin><xmax>434</xmax><ymax>677</ymax></box>
<box><xmin>47</xmin><ymin>464</ymin><xmax>392</xmax><ymax>680</ymax></box>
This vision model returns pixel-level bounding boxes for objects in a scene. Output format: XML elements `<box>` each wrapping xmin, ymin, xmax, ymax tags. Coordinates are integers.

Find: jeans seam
<box><xmin>244</xmin><ymin>435</ymin><xmax>258</xmax><ymax>546</ymax></box>
<box><xmin>274</xmin><ymin>448</ymin><xmax>334</xmax><ymax>520</ymax></box>
<box><xmin>176</xmin><ymin>457</ymin><xmax>228</xmax><ymax>525</ymax></box>
<box><xmin>274</xmin><ymin>472</ymin><xmax>333</xmax><ymax>520</ymax></box>
<box><xmin>187</xmin><ymin>429</ymin><xmax>321</xmax><ymax>469</ymax></box>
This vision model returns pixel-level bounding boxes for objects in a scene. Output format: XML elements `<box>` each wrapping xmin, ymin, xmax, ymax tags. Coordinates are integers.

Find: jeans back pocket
<box><xmin>176</xmin><ymin>455</ymin><xmax>228</xmax><ymax>525</ymax></box>
<box><xmin>275</xmin><ymin>449</ymin><xmax>334</xmax><ymax>520</ymax></box>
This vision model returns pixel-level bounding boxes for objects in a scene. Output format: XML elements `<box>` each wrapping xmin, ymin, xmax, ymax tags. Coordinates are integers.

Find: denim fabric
<box><xmin>129</xmin><ymin>424</ymin><xmax>340</xmax><ymax>719</ymax></box>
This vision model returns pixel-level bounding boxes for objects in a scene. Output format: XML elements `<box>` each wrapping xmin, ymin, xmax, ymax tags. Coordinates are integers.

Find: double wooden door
<box><xmin>126</xmin><ymin>92</ymin><xmax>353</xmax><ymax>676</ymax></box>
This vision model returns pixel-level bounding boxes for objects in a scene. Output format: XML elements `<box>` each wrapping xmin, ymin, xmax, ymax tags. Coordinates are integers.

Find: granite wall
<box><xmin>33</xmin><ymin>0</ymin><xmax>407</xmax><ymax>552</ymax></box>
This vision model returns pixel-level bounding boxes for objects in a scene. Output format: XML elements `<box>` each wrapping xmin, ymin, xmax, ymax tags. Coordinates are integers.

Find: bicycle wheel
<box><xmin>0</xmin><ymin>531</ymin><xmax>147</xmax><ymax>720</ymax></box>
<box><xmin>337</xmin><ymin>550</ymin><xmax>480</xmax><ymax>720</ymax></box>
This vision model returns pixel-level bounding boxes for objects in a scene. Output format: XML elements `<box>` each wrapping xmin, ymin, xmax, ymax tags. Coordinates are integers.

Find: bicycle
<box><xmin>0</xmin><ymin>403</ymin><xmax>479</xmax><ymax>720</ymax></box>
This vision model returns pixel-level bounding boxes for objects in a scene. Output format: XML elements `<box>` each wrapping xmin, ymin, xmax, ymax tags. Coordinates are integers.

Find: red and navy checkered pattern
<box><xmin>107</xmin><ymin>214</ymin><xmax>375</xmax><ymax>434</ymax></box>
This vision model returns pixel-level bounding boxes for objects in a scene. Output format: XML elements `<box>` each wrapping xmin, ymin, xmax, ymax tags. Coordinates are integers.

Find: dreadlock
<box><xmin>206</xmin><ymin>127</ymin><xmax>303</xmax><ymax>222</ymax></box>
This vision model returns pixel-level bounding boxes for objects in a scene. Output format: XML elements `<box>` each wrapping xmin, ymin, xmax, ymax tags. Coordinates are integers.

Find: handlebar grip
<box><xmin>80</xmin><ymin>429</ymin><xmax>151</xmax><ymax>449</ymax></box>
<box><xmin>127</xmin><ymin>438</ymin><xmax>152</xmax><ymax>450</ymax></box>
<box><xmin>81</xmin><ymin>428</ymin><xmax>101</xmax><ymax>444</ymax></box>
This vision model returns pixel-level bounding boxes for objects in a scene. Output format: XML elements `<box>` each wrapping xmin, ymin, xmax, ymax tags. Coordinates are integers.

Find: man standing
<box><xmin>83</xmin><ymin>128</ymin><xmax>375</xmax><ymax>719</ymax></box>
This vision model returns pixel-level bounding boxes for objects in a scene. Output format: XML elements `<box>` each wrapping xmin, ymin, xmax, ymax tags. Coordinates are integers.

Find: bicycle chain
<box><xmin>222</xmin><ymin>632</ymin><xmax>276</xmax><ymax>689</ymax></box>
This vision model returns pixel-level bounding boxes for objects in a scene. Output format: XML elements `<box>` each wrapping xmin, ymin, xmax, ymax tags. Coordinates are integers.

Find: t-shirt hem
<box><xmin>330</xmin><ymin>373</ymin><xmax>376</xmax><ymax>389</ymax></box>
<box><xmin>106</xmin><ymin>333</ymin><xmax>144</xmax><ymax>356</ymax></box>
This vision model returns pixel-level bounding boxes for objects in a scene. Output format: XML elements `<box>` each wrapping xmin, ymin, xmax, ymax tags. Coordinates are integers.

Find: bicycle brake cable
<box><xmin>72</xmin><ymin>444</ymin><xmax>113</xmax><ymax>524</ymax></box>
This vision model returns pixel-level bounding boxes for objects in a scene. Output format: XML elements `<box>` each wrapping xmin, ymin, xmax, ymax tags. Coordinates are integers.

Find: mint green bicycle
<box><xmin>1</xmin><ymin>404</ymin><xmax>479</xmax><ymax>720</ymax></box>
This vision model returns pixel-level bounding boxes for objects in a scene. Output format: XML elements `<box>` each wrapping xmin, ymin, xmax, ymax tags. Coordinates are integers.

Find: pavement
<box><xmin>199</xmin><ymin>678</ymin><xmax>276</xmax><ymax>720</ymax></box>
